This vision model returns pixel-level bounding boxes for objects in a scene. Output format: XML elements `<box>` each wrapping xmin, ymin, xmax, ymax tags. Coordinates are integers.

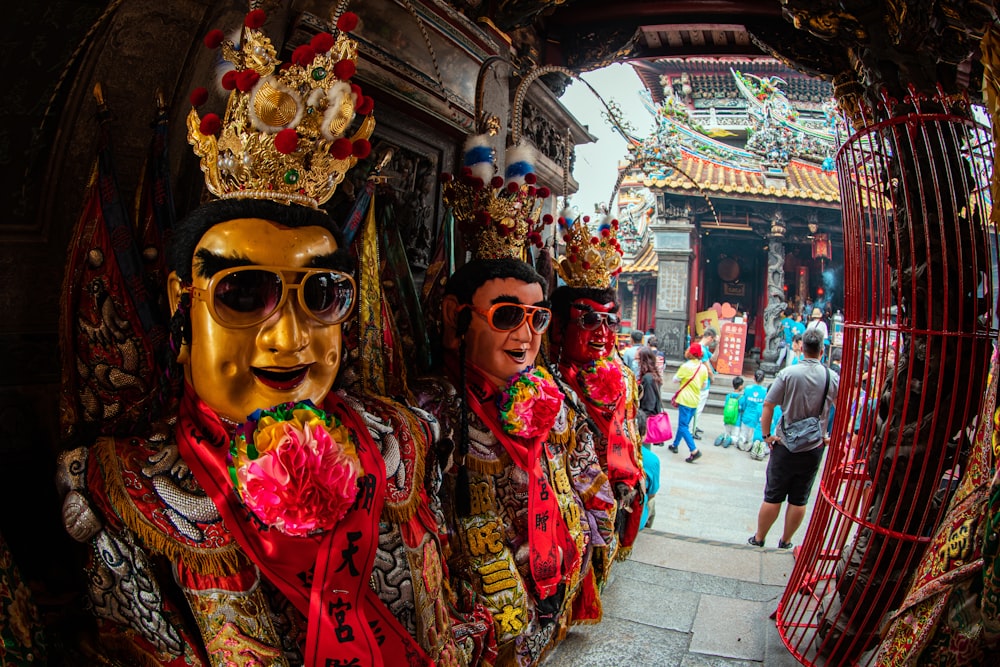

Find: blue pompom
<box><xmin>464</xmin><ymin>145</ymin><xmax>493</xmax><ymax>166</ymax></box>
<box><xmin>504</xmin><ymin>160</ymin><xmax>533</xmax><ymax>178</ymax></box>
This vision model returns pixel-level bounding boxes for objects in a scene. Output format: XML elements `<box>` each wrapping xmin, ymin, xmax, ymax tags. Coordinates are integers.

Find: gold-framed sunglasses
<box><xmin>187</xmin><ymin>265</ymin><xmax>356</xmax><ymax>329</ymax></box>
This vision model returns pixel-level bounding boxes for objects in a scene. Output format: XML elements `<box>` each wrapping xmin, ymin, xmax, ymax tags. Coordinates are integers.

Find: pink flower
<box><xmin>231</xmin><ymin>402</ymin><xmax>363</xmax><ymax>537</ymax></box>
<box><xmin>581</xmin><ymin>358</ymin><xmax>625</xmax><ymax>406</ymax></box>
<box><xmin>498</xmin><ymin>368</ymin><xmax>563</xmax><ymax>438</ymax></box>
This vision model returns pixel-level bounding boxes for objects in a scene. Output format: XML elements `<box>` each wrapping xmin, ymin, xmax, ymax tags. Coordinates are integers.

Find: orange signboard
<box><xmin>716</xmin><ymin>321</ymin><xmax>747</xmax><ymax>376</ymax></box>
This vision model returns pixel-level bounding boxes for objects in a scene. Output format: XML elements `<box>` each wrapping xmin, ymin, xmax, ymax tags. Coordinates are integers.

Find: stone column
<box><xmin>652</xmin><ymin>203</ymin><xmax>695</xmax><ymax>361</ymax></box>
<box><xmin>758</xmin><ymin>211</ymin><xmax>787</xmax><ymax>375</ymax></box>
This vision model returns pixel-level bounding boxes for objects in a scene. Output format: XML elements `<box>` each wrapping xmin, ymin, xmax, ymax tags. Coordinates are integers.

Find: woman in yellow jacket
<box><xmin>669</xmin><ymin>344</ymin><xmax>710</xmax><ymax>462</ymax></box>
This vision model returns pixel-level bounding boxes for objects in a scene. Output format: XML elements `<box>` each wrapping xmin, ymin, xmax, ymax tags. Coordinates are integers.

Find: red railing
<box><xmin>775</xmin><ymin>90</ymin><xmax>997</xmax><ymax>665</ymax></box>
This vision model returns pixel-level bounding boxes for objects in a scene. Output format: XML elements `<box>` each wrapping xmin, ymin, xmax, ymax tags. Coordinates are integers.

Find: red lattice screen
<box><xmin>775</xmin><ymin>93</ymin><xmax>997</xmax><ymax>665</ymax></box>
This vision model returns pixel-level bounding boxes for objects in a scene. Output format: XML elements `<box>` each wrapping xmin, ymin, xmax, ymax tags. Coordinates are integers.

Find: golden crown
<box><xmin>186</xmin><ymin>9</ymin><xmax>375</xmax><ymax>208</ymax></box>
<box><xmin>441</xmin><ymin>134</ymin><xmax>553</xmax><ymax>260</ymax></box>
<box><xmin>555</xmin><ymin>213</ymin><xmax>624</xmax><ymax>289</ymax></box>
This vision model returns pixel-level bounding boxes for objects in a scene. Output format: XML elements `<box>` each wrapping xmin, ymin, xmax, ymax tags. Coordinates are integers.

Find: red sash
<box><xmin>461</xmin><ymin>364</ymin><xmax>579</xmax><ymax>600</ymax></box>
<box><xmin>563</xmin><ymin>363</ymin><xmax>643</xmax><ymax>547</ymax></box>
<box><xmin>176</xmin><ymin>388</ymin><xmax>430</xmax><ymax>666</ymax></box>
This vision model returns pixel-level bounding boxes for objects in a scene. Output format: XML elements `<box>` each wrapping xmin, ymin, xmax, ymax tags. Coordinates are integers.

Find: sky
<box><xmin>558</xmin><ymin>63</ymin><xmax>656</xmax><ymax>216</ymax></box>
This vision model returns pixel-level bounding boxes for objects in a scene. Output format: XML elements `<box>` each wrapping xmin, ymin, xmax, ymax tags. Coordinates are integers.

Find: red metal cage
<box><xmin>774</xmin><ymin>92</ymin><xmax>997</xmax><ymax>665</ymax></box>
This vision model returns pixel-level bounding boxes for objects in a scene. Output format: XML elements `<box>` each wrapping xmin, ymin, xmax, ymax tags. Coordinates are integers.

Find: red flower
<box><xmin>330</xmin><ymin>138</ymin><xmax>353</xmax><ymax>159</ymax></box>
<box><xmin>244</xmin><ymin>9</ymin><xmax>266</xmax><ymax>29</ymax></box>
<box><xmin>311</xmin><ymin>32</ymin><xmax>335</xmax><ymax>53</ymax></box>
<box><xmin>352</xmin><ymin>138</ymin><xmax>371</xmax><ymax>158</ymax></box>
<box><xmin>204</xmin><ymin>29</ymin><xmax>225</xmax><ymax>49</ymax></box>
<box><xmin>221</xmin><ymin>70</ymin><xmax>237</xmax><ymax>91</ymax></box>
<box><xmin>190</xmin><ymin>87</ymin><xmax>208</xmax><ymax>107</ymax></box>
<box><xmin>235</xmin><ymin>70</ymin><xmax>260</xmax><ymax>92</ymax></box>
<box><xmin>199</xmin><ymin>114</ymin><xmax>221</xmax><ymax>136</ymax></box>
<box><xmin>337</xmin><ymin>12</ymin><xmax>359</xmax><ymax>32</ymax></box>
<box><xmin>292</xmin><ymin>45</ymin><xmax>316</xmax><ymax>67</ymax></box>
<box><xmin>333</xmin><ymin>59</ymin><xmax>356</xmax><ymax>80</ymax></box>
<box><xmin>274</xmin><ymin>129</ymin><xmax>298</xmax><ymax>154</ymax></box>
<box><xmin>355</xmin><ymin>95</ymin><xmax>374</xmax><ymax>115</ymax></box>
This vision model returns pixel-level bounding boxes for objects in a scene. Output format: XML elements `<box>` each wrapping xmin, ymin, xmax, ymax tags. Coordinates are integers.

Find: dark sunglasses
<box><xmin>187</xmin><ymin>265</ymin><xmax>356</xmax><ymax>329</ymax></box>
<box><xmin>463</xmin><ymin>302</ymin><xmax>552</xmax><ymax>334</ymax></box>
<box><xmin>575</xmin><ymin>311</ymin><xmax>622</xmax><ymax>332</ymax></box>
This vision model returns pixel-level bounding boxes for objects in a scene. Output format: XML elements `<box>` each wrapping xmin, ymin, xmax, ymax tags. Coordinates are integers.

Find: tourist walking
<box><xmin>669</xmin><ymin>344</ymin><xmax>709</xmax><ymax>463</ymax></box>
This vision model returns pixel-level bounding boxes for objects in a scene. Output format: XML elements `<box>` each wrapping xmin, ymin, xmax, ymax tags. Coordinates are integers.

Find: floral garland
<box><xmin>576</xmin><ymin>356</ymin><xmax>625</xmax><ymax>408</ymax></box>
<box><xmin>497</xmin><ymin>366</ymin><xmax>564</xmax><ymax>438</ymax></box>
<box><xmin>229</xmin><ymin>400</ymin><xmax>364</xmax><ymax>537</ymax></box>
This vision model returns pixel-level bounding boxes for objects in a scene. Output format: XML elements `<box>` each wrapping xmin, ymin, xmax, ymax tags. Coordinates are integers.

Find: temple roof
<box><xmin>628</xmin><ymin>152</ymin><xmax>840</xmax><ymax>205</ymax></box>
<box><xmin>621</xmin><ymin>237</ymin><xmax>658</xmax><ymax>275</ymax></box>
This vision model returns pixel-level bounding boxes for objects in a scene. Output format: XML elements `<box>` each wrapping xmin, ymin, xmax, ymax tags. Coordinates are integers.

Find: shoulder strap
<box><xmin>780</xmin><ymin>366</ymin><xmax>831</xmax><ymax>431</ymax></box>
<box><xmin>673</xmin><ymin>363</ymin><xmax>702</xmax><ymax>398</ymax></box>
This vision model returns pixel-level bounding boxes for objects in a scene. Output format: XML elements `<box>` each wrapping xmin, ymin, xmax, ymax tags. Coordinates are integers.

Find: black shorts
<box><xmin>763</xmin><ymin>443</ymin><xmax>825</xmax><ymax>506</ymax></box>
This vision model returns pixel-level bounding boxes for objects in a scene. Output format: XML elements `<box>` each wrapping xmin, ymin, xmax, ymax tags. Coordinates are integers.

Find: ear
<box><xmin>441</xmin><ymin>294</ymin><xmax>463</xmax><ymax>352</ymax></box>
<box><xmin>167</xmin><ymin>272</ymin><xmax>184</xmax><ymax>315</ymax></box>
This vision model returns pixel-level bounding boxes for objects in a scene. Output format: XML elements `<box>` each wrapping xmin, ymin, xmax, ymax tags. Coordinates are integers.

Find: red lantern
<box><xmin>812</xmin><ymin>233</ymin><xmax>831</xmax><ymax>260</ymax></box>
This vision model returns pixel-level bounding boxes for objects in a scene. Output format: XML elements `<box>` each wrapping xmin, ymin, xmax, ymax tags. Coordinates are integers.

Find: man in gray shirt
<box><xmin>748</xmin><ymin>327</ymin><xmax>839</xmax><ymax>549</ymax></box>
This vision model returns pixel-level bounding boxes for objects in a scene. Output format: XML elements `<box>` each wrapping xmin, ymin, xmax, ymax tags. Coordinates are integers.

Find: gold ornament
<box><xmin>441</xmin><ymin>136</ymin><xmax>553</xmax><ymax>261</ymax></box>
<box><xmin>186</xmin><ymin>10</ymin><xmax>375</xmax><ymax>208</ymax></box>
<box><xmin>555</xmin><ymin>214</ymin><xmax>623</xmax><ymax>289</ymax></box>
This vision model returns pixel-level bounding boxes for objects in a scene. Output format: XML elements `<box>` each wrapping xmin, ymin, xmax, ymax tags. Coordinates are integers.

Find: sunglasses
<box><xmin>188</xmin><ymin>265</ymin><xmax>356</xmax><ymax>329</ymax></box>
<box><xmin>575</xmin><ymin>311</ymin><xmax>622</xmax><ymax>332</ymax></box>
<box><xmin>463</xmin><ymin>302</ymin><xmax>552</xmax><ymax>334</ymax></box>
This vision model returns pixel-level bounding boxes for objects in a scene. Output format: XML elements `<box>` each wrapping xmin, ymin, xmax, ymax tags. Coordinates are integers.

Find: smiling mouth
<box><xmin>252</xmin><ymin>366</ymin><xmax>310</xmax><ymax>391</ymax></box>
<box><xmin>505</xmin><ymin>349</ymin><xmax>528</xmax><ymax>363</ymax></box>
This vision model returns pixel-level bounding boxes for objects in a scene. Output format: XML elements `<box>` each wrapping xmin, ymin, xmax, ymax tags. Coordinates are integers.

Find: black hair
<box><xmin>754</xmin><ymin>369</ymin><xmax>765</xmax><ymax>383</ymax></box>
<box><xmin>802</xmin><ymin>328</ymin><xmax>824</xmax><ymax>355</ymax></box>
<box><xmin>443</xmin><ymin>258</ymin><xmax>547</xmax><ymax>304</ymax></box>
<box><xmin>732</xmin><ymin>376</ymin><xmax>744</xmax><ymax>389</ymax></box>
<box><xmin>550</xmin><ymin>285</ymin><xmax>617</xmax><ymax>326</ymax></box>
<box><xmin>784</xmin><ymin>307</ymin><xmax>794</xmax><ymax>317</ymax></box>
<box><xmin>630</xmin><ymin>330</ymin><xmax>644</xmax><ymax>343</ymax></box>
<box><xmin>168</xmin><ymin>199</ymin><xmax>352</xmax><ymax>281</ymax></box>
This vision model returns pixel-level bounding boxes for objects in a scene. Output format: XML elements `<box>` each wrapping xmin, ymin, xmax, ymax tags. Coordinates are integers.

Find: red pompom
<box><xmin>350</xmin><ymin>84</ymin><xmax>363</xmax><ymax>99</ymax></box>
<box><xmin>542</xmin><ymin>214</ymin><xmax>553</xmax><ymax>223</ymax></box>
<box><xmin>582</xmin><ymin>216</ymin><xmax>591</xmax><ymax>223</ymax></box>
<box><xmin>199</xmin><ymin>113</ymin><xmax>222</xmax><ymax>136</ymax></box>
<box><xmin>460</xmin><ymin>166</ymin><xmax>473</xmax><ymax>176</ymax></box>
<box><xmin>563</xmin><ymin>234</ymin><xmax>571</xmax><ymax>243</ymax></box>
<box><xmin>355</xmin><ymin>95</ymin><xmax>374</xmax><ymax>115</ymax></box>
<box><xmin>337</xmin><ymin>12</ymin><xmax>359</xmax><ymax>32</ymax></box>
<box><xmin>274</xmin><ymin>128</ymin><xmax>298</xmax><ymax>154</ymax></box>
<box><xmin>601</xmin><ymin>228</ymin><xmax>610</xmax><ymax>237</ymax></box>
<box><xmin>352</xmin><ymin>138</ymin><xmax>371</xmax><ymax>158</ymax></box>
<box><xmin>611</xmin><ymin>218</ymin><xmax>619</xmax><ymax>227</ymax></box>
<box><xmin>311</xmin><ymin>32</ymin><xmax>335</xmax><ymax>53</ymax></box>
<box><xmin>244</xmin><ymin>9</ymin><xmax>266</xmax><ymax>29</ymax></box>
<box><xmin>330</xmin><ymin>138</ymin><xmax>353</xmax><ymax>159</ymax></box>
<box><xmin>475</xmin><ymin>211</ymin><xmax>492</xmax><ymax>226</ymax></box>
<box><xmin>570</xmin><ymin>254</ymin><xmax>579</xmax><ymax>263</ymax></box>
<box><xmin>537</xmin><ymin>186</ymin><xmax>551</xmax><ymax>198</ymax></box>
<box><xmin>190</xmin><ymin>87</ymin><xmax>208</xmax><ymax>107</ymax></box>
<box><xmin>235</xmin><ymin>70</ymin><xmax>260</xmax><ymax>92</ymax></box>
<box><xmin>526</xmin><ymin>186</ymin><xmax>536</xmax><ymax>196</ymax></box>
<box><xmin>440</xmin><ymin>172</ymin><xmax>454</xmax><ymax>183</ymax></box>
<box><xmin>582</xmin><ymin>261</ymin><xmax>592</xmax><ymax>270</ymax></box>
<box><xmin>292</xmin><ymin>45</ymin><xmax>316</xmax><ymax>67</ymax></box>
<box><xmin>524</xmin><ymin>172</ymin><xmax>537</xmax><ymax>185</ymax></box>
<box><xmin>333</xmin><ymin>59</ymin><xmax>356</xmax><ymax>80</ymax></box>
<box><xmin>221</xmin><ymin>70</ymin><xmax>238</xmax><ymax>91</ymax></box>
<box><xmin>590</xmin><ymin>237</ymin><xmax>599</xmax><ymax>245</ymax></box>
<box><xmin>506</xmin><ymin>182</ymin><xmax>519</xmax><ymax>194</ymax></box>
<box><xmin>490</xmin><ymin>176</ymin><xmax>505</xmax><ymax>189</ymax></box>
<box><xmin>204</xmin><ymin>29</ymin><xmax>225</xmax><ymax>49</ymax></box>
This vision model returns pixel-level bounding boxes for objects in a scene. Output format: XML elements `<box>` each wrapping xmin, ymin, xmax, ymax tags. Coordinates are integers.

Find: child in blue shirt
<box><xmin>716</xmin><ymin>376</ymin><xmax>743</xmax><ymax>448</ymax></box>
<box><xmin>739</xmin><ymin>369</ymin><xmax>769</xmax><ymax>454</ymax></box>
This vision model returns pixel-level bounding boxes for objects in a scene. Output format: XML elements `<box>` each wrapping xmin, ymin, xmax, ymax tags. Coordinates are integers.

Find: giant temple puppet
<box><xmin>55</xmin><ymin>9</ymin><xmax>490</xmax><ymax>666</ymax></box>
<box><xmin>414</xmin><ymin>132</ymin><xmax>617</xmax><ymax>665</ymax></box>
<box><xmin>546</xmin><ymin>211</ymin><xmax>645</xmax><ymax>577</ymax></box>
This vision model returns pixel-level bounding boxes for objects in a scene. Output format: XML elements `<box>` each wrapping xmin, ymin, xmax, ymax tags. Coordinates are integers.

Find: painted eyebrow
<box><xmin>488</xmin><ymin>294</ymin><xmax>550</xmax><ymax>308</ymax></box>
<box><xmin>193</xmin><ymin>250</ymin><xmax>352</xmax><ymax>278</ymax></box>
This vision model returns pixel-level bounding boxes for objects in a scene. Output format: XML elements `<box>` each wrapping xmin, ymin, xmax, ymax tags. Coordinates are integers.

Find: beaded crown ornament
<box><xmin>186</xmin><ymin>9</ymin><xmax>375</xmax><ymax>208</ymax></box>
<box><xmin>440</xmin><ymin>131</ymin><xmax>553</xmax><ymax>260</ymax></box>
<box><xmin>555</xmin><ymin>212</ymin><xmax>624</xmax><ymax>290</ymax></box>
